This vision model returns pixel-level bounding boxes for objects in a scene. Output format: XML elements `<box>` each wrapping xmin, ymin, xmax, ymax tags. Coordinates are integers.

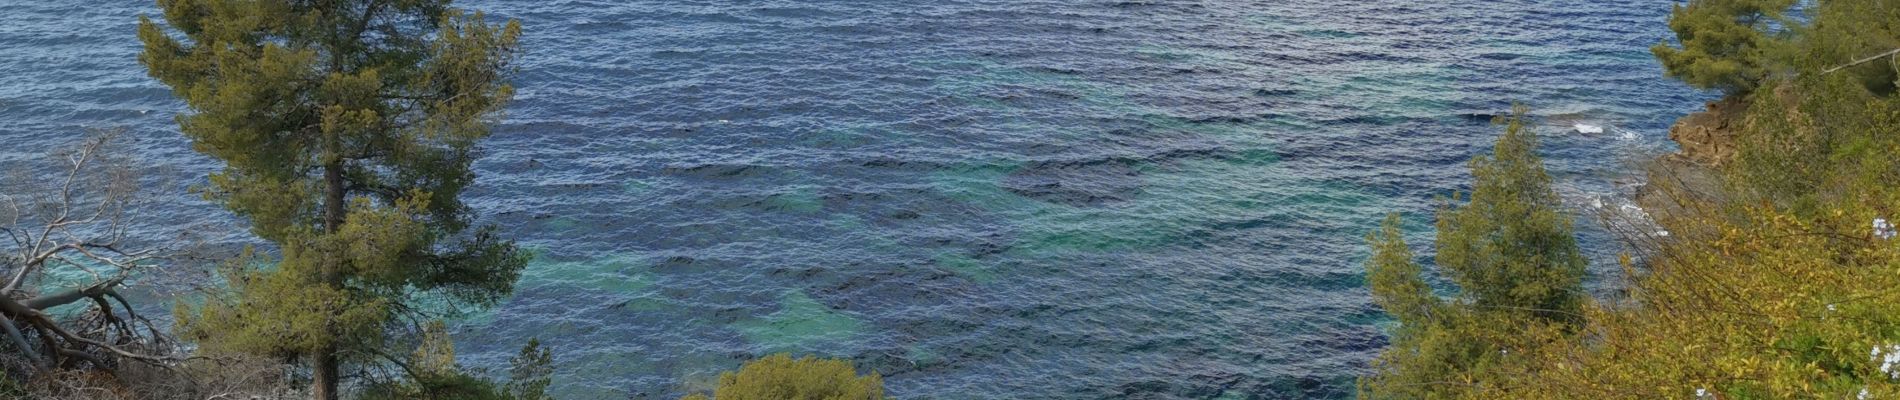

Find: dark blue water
<box><xmin>0</xmin><ymin>1</ymin><xmax>1708</xmax><ymax>398</ymax></box>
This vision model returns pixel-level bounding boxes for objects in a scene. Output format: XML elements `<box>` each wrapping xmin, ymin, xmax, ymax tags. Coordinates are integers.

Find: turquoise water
<box><xmin>0</xmin><ymin>1</ymin><xmax>1708</xmax><ymax>398</ymax></box>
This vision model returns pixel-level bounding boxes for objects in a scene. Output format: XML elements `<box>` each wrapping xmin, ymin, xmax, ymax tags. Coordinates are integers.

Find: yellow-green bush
<box><xmin>680</xmin><ymin>353</ymin><xmax>884</xmax><ymax>400</ymax></box>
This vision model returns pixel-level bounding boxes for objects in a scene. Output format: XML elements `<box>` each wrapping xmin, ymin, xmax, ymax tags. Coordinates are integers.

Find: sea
<box><xmin>0</xmin><ymin>1</ymin><xmax>1710</xmax><ymax>398</ymax></box>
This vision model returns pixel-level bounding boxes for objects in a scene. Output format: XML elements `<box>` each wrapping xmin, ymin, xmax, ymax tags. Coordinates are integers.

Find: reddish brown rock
<box><xmin>1667</xmin><ymin>97</ymin><xmax>1745</xmax><ymax>166</ymax></box>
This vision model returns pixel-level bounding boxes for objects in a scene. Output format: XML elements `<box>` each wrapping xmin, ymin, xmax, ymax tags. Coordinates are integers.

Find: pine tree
<box><xmin>136</xmin><ymin>1</ymin><xmax>528</xmax><ymax>398</ymax></box>
<box><xmin>1358</xmin><ymin>107</ymin><xmax>1587</xmax><ymax>398</ymax></box>
<box><xmin>1651</xmin><ymin>0</ymin><xmax>1798</xmax><ymax>95</ymax></box>
<box><xmin>1433</xmin><ymin>106</ymin><xmax>1587</xmax><ymax>324</ymax></box>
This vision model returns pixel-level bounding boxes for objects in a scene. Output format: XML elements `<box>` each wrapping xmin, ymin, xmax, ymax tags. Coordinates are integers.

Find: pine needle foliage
<box><xmin>1358</xmin><ymin>107</ymin><xmax>1587</xmax><ymax>399</ymax></box>
<box><xmin>135</xmin><ymin>0</ymin><xmax>530</xmax><ymax>398</ymax></box>
<box><xmin>1651</xmin><ymin>0</ymin><xmax>1799</xmax><ymax>95</ymax></box>
<box><xmin>1434</xmin><ymin>106</ymin><xmax>1588</xmax><ymax>324</ymax></box>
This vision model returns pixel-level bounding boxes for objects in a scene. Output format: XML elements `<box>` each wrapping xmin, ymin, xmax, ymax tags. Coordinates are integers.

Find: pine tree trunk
<box><xmin>325</xmin><ymin>159</ymin><xmax>345</xmax><ymax>232</ymax></box>
<box><xmin>313</xmin><ymin>349</ymin><xmax>340</xmax><ymax>400</ymax></box>
<box><xmin>314</xmin><ymin>158</ymin><xmax>346</xmax><ymax>400</ymax></box>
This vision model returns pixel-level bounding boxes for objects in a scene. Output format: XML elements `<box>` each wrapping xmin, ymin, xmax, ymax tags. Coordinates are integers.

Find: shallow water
<box><xmin>0</xmin><ymin>1</ymin><xmax>1707</xmax><ymax>398</ymax></box>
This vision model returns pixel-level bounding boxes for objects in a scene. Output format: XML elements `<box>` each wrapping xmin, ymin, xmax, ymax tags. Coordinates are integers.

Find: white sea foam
<box><xmin>1615</xmin><ymin>127</ymin><xmax>1637</xmax><ymax>141</ymax></box>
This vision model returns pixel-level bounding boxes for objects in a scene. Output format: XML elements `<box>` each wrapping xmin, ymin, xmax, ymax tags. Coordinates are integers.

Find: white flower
<box><xmin>1861</xmin><ymin>388</ymin><xmax>1871</xmax><ymax>400</ymax></box>
<box><xmin>1695</xmin><ymin>388</ymin><xmax>1711</xmax><ymax>399</ymax></box>
<box><xmin>1873</xmin><ymin>344</ymin><xmax>1900</xmax><ymax>379</ymax></box>
<box><xmin>1876</xmin><ymin>218</ymin><xmax>1896</xmax><ymax>240</ymax></box>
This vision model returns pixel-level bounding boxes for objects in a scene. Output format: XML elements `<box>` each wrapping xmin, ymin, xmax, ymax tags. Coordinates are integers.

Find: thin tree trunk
<box><xmin>313</xmin><ymin>350</ymin><xmax>340</xmax><ymax>400</ymax></box>
<box><xmin>325</xmin><ymin>160</ymin><xmax>345</xmax><ymax>232</ymax></box>
<box><xmin>314</xmin><ymin>153</ymin><xmax>346</xmax><ymax>400</ymax></box>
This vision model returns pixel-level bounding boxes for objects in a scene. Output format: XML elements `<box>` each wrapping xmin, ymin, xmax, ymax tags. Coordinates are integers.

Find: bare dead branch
<box><xmin>1822</xmin><ymin>48</ymin><xmax>1900</xmax><ymax>75</ymax></box>
<box><xmin>0</xmin><ymin>316</ymin><xmax>39</xmax><ymax>367</ymax></box>
<box><xmin>0</xmin><ymin>129</ymin><xmax>185</xmax><ymax>381</ymax></box>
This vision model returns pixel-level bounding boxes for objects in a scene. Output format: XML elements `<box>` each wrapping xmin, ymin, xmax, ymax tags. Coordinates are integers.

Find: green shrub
<box><xmin>680</xmin><ymin>354</ymin><xmax>884</xmax><ymax>400</ymax></box>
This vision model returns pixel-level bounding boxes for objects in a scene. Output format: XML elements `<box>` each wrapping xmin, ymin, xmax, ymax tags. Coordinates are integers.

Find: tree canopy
<box><xmin>137</xmin><ymin>0</ymin><xmax>528</xmax><ymax>398</ymax></box>
<box><xmin>1358</xmin><ymin>107</ymin><xmax>1586</xmax><ymax>399</ymax></box>
<box><xmin>1651</xmin><ymin>0</ymin><xmax>1799</xmax><ymax>95</ymax></box>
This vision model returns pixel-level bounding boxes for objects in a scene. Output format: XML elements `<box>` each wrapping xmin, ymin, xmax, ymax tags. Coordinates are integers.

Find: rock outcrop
<box><xmin>1666</xmin><ymin>97</ymin><xmax>1745</xmax><ymax>166</ymax></box>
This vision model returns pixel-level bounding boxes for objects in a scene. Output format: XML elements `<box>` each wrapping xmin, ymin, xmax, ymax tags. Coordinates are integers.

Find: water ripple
<box><xmin>0</xmin><ymin>0</ymin><xmax>1709</xmax><ymax>398</ymax></box>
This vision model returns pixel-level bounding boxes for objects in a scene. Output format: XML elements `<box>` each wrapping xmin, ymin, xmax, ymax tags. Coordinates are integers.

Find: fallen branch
<box><xmin>0</xmin><ymin>129</ymin><xmax>180</xmax><ymax>374</ymax></box>
<box><xmin>23</xmin><ymin>275</ymin><xmax>126</xmax><ymax>310</ymax></box>
<box><xmin>1822</xmin><ymin>48</ymin><xmax>1900</xmax><ymax>75</ymax></box>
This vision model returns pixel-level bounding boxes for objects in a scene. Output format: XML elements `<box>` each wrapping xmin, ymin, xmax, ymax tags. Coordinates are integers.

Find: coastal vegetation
<box><xmin>678</xmin><ymin>353</ymin><xmax>885</xmax><ymax>400</ymax></box>
<box><xmin>1360</xmin><ymin>0</ymin><xmax>1900</xmax><ymax>398</ymax></box>
<box><xmin>1358</xmin><ymin>107</ymin><xmax>1587</xmax><ymax>398</ymax></box>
